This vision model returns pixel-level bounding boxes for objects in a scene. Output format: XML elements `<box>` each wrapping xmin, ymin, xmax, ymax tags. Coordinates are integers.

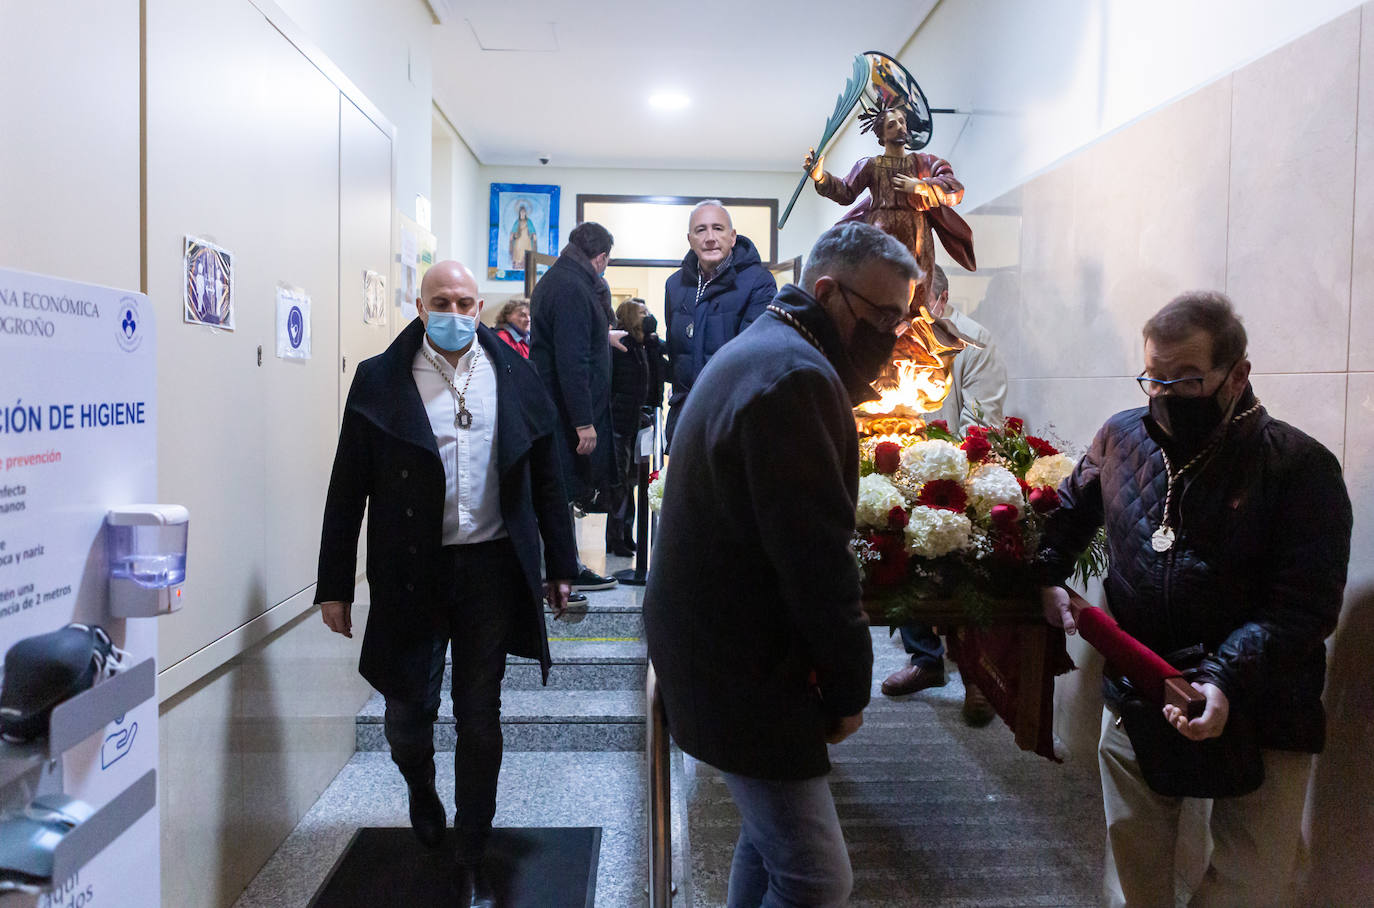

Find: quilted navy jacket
<box><xmin>1038</xmin><ymin>388</ymin><xmax>1352</xmax><ymax>752</ymax></box>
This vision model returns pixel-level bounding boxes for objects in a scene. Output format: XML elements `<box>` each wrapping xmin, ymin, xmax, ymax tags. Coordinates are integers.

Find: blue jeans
<box><xmin>899</xmin><ymin>623</ymin><xmax>944</xmax><ymax>669</ymax></box>
<box><xmin>720</xmin><ymin>771</ymin><xmax>852</xmax><ymax>908</ymax></box>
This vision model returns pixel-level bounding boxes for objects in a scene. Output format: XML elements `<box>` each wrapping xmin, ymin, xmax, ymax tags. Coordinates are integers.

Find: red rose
<box><xmin>961</xmin><ymin>435</ymin><xmax>992</xmax><ymax>463</ymax></box>
<box><xmin>1026</xmin><ymin>436</ymin><xmax>1059</xmax><ymax>457</ymax></box>
<box><xmin>887</xmin><ymin>506</ymin><xmax>909</xmax><ymax>529</ymax></box>
<box><xmin>868</xmin><ymin>531</ymin><xmax>909</xmax><ymax>586</ymax></box>
<box><xmin>1029</xmin><ymin>486</ymin><xmax>1061</xmax><ymax>513</ymax></box>
<box><xmin>1004</xmin><ymin>417</ymin><xmax>1024</xmax><ymax>435</ymax></box>
<box><xmin>990</xmin><ymin>503</ymin><xmax>1020</xmax><ymax>528</ymax></box>
<box><xmin>649</xmin><ymin>469</ymin><xmax>660</xmax><ymax>481</ymax></box>
<box><xmin>1017</xmin><ymin>477</ymin><xmax>1030</xmax><ymax>494</ymax></box>
<box><xmin>927</xmin><ymin>419</ymin><xmax>950</xmax><ymax>434</ymax></box>
<box><xmin>916</xmin><ymin>479</ymin><xmax>968</xmax><ymax>512</ymax></box>
<box><xmin>993</xmin><ymin>531</ymin><xmax>1026</xmax><ymax>562</ymax></box>
<box><xmin>965</xmin><ymin>425</ymin><xmax>990</xmax><ymax>439</ymax></box>
<box><xmin>874</xmin><ymin>441</ymin><xmax>901</xmax><ymax>475</ymax></box>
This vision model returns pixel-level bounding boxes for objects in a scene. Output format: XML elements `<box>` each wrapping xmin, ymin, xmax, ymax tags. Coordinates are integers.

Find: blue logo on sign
<box><xmin>115</xmin><ymin>296</ymin><xmax>143</xmax><ymax>352</ymax></box>
<box><xmin>287</xmin><ymin>305</ymin><xmax>304</xmax><ymax>348</ymax></box>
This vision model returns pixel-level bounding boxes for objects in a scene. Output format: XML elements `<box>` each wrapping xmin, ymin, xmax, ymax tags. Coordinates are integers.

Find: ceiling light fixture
<box><xmin>648</xmin><ymin>91</ymin><xmax>690</xmax><ymax>111</ymax></box>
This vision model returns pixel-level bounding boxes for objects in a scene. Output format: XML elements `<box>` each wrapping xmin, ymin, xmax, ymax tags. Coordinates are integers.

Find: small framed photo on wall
<box><xmin>489</xmin><ymin>182</ymin><xmax>559</xmax><ymax>281</ymax></box>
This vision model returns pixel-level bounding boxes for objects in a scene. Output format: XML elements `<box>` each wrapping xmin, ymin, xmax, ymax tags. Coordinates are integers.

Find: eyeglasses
<box><xmin>837</xmin><ymin>283</ymin><xmax>911</xmax><ymax>336</ymax></box>
<box><xmin>1136</xmin><ymin>360</ymin><xmax>1238</xmax><ymax>398</ymax></box>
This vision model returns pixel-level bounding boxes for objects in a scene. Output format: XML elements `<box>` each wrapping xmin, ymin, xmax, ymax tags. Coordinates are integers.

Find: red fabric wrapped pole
<box><xmin>1072</xmin><ymin>601</ymin><xmax>1205</xmax><ymax>718</ymax></box>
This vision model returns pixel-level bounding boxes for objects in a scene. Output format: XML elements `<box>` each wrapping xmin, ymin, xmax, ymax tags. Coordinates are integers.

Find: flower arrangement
<box><xmin>647</xmin><ymin>466</ymin><xmax>666</xmax><ymax>513</ymax></box>
<box><xmin>855</xmin><ymin>417</ymin><xmax>1103</xmax><ymax>626</ymax></box>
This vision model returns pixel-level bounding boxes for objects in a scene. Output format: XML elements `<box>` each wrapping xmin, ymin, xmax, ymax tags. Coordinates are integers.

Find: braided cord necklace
<box><xmin>766</xmin><ymin>304</ymin><xmax>824</xmax><ymax>354</ymax></box>
<box><xmin>420</xmin><ymin>342</ymin><xmax>481</xmax><ymax>429</ymax></box>
<box><xmin>1151</xmin><ymin>398</ymin><xmax>1262</xmax><ymax>552</ymax></box>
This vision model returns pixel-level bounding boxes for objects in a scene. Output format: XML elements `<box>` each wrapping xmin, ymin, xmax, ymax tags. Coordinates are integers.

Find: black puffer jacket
<box><xmin>1038</xmin><ymin>388</ymin><xmax>1352</xmax><ymax>753</ymax></box>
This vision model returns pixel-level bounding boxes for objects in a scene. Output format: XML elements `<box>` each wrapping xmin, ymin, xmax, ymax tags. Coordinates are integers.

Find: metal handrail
<box><xmin>646</xmin><ymin>661</ymin><xmax>673</xmax><ymax>906</ymax></box>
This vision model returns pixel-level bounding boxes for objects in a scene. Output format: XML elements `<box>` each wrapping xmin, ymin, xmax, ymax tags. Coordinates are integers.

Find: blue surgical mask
<box><xmin>425</xmin><ymin>311</ymin><xmax>477</xmax><ymax>352</ymax></box>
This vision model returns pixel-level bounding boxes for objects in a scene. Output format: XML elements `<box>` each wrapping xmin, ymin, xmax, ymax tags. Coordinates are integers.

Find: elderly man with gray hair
<box><xmin>662</xmin><ymin>198</ymin><xmax>777</xmax><ymax>449</ymax></box>
<box><xmin>646</xmin><ymin>222</ymin><xmax>921</xmax><ymax>906</ymax></box>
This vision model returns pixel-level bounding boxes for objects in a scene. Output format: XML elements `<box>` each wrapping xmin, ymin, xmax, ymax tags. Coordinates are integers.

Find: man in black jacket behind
<box><xmin>645</xmin><ymin>223</ymin><xmax>920</xmax><ymax>906</ymax></box>
<box><xmin>316</xmin><ymin>259</ymin><xmax>578</xmax><ymax>907</ymax></box>
<box><xmin>529</xmin><ymin>221</ymin><xmax>620</xmax><ymax>591</ymax></box>
<box><xmin>662</xmin><ymin>199</ymin><xmax>777</xmax><ymax>448</ymax></box>
<box><xmin>1039</xmin><ymin>291</ymin><xmax>1352</xmax><ymax>907</ymax></box>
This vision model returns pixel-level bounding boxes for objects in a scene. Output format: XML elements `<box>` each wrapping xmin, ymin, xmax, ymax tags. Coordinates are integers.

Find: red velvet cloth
<box><xmin>946</xmin><ymin>625</ymin><xmax>1075</xmax><ymax>762</ymax></box>
<box><xmin>1074</xmin><ymin>606</ymin><xmax>1180</xmax><ymax>704</ymax></box>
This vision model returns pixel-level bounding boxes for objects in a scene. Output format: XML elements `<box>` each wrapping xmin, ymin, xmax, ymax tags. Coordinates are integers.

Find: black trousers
<box><xmin>382</xmin><ymin>538</ymin><xmax>521</xmax><ymax>862</ymax></box>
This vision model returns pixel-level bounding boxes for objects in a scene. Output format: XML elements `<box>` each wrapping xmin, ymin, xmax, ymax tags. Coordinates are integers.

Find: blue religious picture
<box><xmin>183</xmin><ymin>235</ymin><xmax>235</xmax><ymax>329</ymax></box>
<box><xmin>488</xmin><ymin>182</ymin><xmax>559</xmax><ymax>281</ymax></box>
<box><xmin>275</xmin><ymin>284</ymin><xmax>311</xmax><ymax>360</ymax></box>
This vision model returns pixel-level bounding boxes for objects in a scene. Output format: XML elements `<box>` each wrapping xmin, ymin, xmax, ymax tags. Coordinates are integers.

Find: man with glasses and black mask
<box><xmin>1037</xmin><ymin>291</ymin><xmax>1351</xmax><ymax>907</ymax></box>
<box><xmin>645</xmin><ymin>222</ymin><xmax>919</xmax><ymax>907</ymax></box>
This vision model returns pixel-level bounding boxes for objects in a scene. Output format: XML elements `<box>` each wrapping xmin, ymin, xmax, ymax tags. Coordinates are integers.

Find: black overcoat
<box><xmin>643</xmin><ymin>284</ymin><xmax>874</xmax><ymax>780</ymax></box>
<box><xmin>315</xmin><ymin>320</ymin><xmax>578</xmax><ymax>701</ymax></box>
<box><xmin>528</xmin><ymin>248</ymin><xmax>615</xmax><ymax>509</ymax></box>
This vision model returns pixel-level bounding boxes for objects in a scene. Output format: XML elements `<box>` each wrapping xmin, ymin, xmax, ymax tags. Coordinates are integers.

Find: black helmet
<box><xmin>0</xmin><ymin>624</ymin><xmax>120</xmax><ymax>742</ymax></box>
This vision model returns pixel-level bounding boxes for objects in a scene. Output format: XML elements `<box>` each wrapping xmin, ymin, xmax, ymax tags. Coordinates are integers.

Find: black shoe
<box><xmin>457</xmin><ymin>861</ymin><xmax>497</xmax><ymax>907</ymax></box>
<box><xmin>571</xmin><ymin>567</ymin><xmax>617</xmax><ymax>591</ymax></box>
<box><xmin>405</xmin><ymin>766</ymin><xmax>446</xmax><ymax>849</ymax></box>
<box><xmin>606</xmin><ymin>541</ymin><xmax>636</xmax><ymax>557</ymax></box>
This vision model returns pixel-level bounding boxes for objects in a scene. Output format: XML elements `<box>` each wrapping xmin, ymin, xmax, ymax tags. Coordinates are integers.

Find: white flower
<box><xmin>899</xmin><ymin>440</ymin><xmax>968</xmax><ymax>485</ymax></box>
<box><xmin>1026</xmin><ymin>453</ymin><xmax>1076</xmax><ymax>489</ymax></box>
<box><xmin>647</xmin><ymin>468</ymin><xmax>667</xmax><ymax>512</ymax></box>
<box><xmin>904</xmin><ymin>506</ymin><xmax>973</xmax><ymax>558</ymax></box>
<box><xmin>856</xmin><ymin>473</ymin><xmax>908</xmax><ymax>529</ymax></box>
<box><xmin>965</xmin><ymin>464</ymin><xmax>1024</xmax><ymax>518</ymax></box>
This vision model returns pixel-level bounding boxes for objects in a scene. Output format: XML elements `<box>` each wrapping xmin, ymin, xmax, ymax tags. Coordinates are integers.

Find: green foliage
<box><xmin>1071</xmin><ymin>528</ymin><xmax>1109</xmax><ymax>587</ymax></box>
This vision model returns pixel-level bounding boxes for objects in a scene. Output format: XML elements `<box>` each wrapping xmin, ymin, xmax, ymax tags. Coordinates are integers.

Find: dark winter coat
<box><xmin>644</xmin><ymin>283</ymin><xmax>875</xmax><ymax>780</ymax></box>
<box><xmin>528</xmin><ymin>245</ymin><xmax>615</xmax><ymax>509</ymax></box>
<box><xmin>1038</xmin><ymin>388</ymin><xmax>1352</xmax><ymax>753</ymax></box>
<box><xmin>662</xmin><ymin>234</ymin><xmax>776</xmax><ymax>447</ymax></box>
<box><xmin>315</xmin><ymin>320</ymin><xmax>578</xmax><ymax>701</ymax></box>
<box><xmin>609</xmin><ymin>334</ymin><xmax>650</xmax><ymax>439</ymax></box>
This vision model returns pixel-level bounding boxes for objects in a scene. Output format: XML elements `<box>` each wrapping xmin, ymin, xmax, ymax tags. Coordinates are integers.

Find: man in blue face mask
<box><xmin>315</xmin><ymin>259</ymin><xmax>578</xmax><ymax>906</ymax></box>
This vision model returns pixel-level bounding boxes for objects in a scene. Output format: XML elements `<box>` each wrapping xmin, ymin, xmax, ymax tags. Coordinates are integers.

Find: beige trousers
<box><xmin>1098</xmin><ymin>707</ymin><xmax>1313</xmax><ymax>907</ymax></box>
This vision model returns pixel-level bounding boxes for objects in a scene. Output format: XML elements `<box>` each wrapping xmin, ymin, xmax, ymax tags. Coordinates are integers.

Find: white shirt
<box><xmin>412</xmin><ymin>337</ymin><xmax>505</xmax><ymax>544</ymax></box>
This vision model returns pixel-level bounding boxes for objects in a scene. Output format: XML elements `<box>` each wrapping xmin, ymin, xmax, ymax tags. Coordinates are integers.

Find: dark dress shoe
<box><xmin>962</xmin><ymin>677</ymin><xmax>996</xmax><ymax>727</ymax></box>
<box><xmin>457</xmin><ymin>861</ymin><xmax>497</xmax><ymax>907</ymax></box>
<box><xmin>880</xmin><ymin>662</ymin><xmax>947</xmax><ymax>697</ymax></box>
<box><xmin>405</xmin><ymin>770</ymin><xmax>446</xmax><ymax>849</ymax></box>
<box><xmin>606</xmin><ymin>541</ymin><xmax>636</xmax><ymax>557</ymax></box>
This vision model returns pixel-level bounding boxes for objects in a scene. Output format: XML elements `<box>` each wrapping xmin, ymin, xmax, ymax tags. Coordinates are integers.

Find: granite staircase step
<box><xmin>437</xmin><ymin>639</ymin><xmax>648</xmax><ymax>690</ymax></box>
<box><xmin>356</xmin><ymin>686</ymin><xmax>648</xmax><ymax>752</ymax></box>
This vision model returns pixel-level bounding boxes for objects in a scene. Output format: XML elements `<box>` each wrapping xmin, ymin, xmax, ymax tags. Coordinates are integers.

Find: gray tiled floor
<box><xmin>232</xmin><ymin>750</ymin><xmax>647</xmax><ymax>908</ymax></box>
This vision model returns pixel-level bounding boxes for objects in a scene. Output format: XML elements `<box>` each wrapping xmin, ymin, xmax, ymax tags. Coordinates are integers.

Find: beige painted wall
<box><xmin>942</xmin><ymin>8</ymin><xmax>1374</xmax><ymax>899</ymax></box>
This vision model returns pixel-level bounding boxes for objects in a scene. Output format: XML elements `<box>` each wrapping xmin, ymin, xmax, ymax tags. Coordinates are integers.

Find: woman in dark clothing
<box><xmin>606</xmin><ymin>299</ymin><xmax>653</xmax><ymax>555</ymax></box>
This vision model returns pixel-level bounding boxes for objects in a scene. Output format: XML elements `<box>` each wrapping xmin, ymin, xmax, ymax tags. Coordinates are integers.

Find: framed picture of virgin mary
<box><xmin>488</xmin><ymin>182</ymin><xmax>560</xmax><ymax>281</ymax></box>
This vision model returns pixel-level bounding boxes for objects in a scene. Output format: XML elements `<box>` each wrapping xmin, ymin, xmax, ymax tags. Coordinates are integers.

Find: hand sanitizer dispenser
<box><xmin>105</xmin><ymin>505</ymin><xmax>188</xmax><ymax>617</ymax></box>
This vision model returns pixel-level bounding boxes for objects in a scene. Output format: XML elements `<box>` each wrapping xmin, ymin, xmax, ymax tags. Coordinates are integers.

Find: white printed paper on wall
<box><xmin>275</xmin><ymin>284</ymin><xmax>311</xmax><ymax>360</ymax></box>
<box><xmin>363</xmin><ymin>270</ymin><xmax>386</xmax><ymax>326</ymax></box>
<box><xmin>183</xmin><ymin>235</ymin><xmax>234</xmax><ymax>330</ymax></box>
<box><xmin>0</xmin><ymin>266</ymin><xmax>161</xmax><ymax>905</ymax></box>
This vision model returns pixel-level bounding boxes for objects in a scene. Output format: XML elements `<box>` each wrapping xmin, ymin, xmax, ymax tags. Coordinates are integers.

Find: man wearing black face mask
<box><xmin>1036</xmin><ymin>291</ymin><xmax>1352</xmax><ymax>907</ymax></box>
<box><xmin>644</xmin><ymin>223</ymin><xmax>918</xmax><ymax>907</ymax></box>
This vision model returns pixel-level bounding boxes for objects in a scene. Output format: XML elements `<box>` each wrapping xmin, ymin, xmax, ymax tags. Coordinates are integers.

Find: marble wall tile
<box><xmin>1341</xmin><ymin>372</ymin><xmax>1374</xmax><ymax>592</ymax></box>
<box><xmin>1248</xmin><ymin>371</ymin><xmax>1349</xmax><ymax>461</ymax></box>
<box><xmin>1350</xmin><ymin>5</ymin><xmax>1374</xmax><ymax>371</ymax></box>
<box><xmin>1005</xmin><ymin>376</ymin><xmax>1143</xmax><ymax>452</ymax></box>
<box><xmin>1227</xmin><ymin>11</ymin><xmax>1360</xmax><ymax>374</ymax></box>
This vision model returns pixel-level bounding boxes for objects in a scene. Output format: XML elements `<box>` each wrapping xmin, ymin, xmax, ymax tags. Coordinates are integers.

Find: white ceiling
<box><xmin>431</xmin><ymin>0</ymin><xmax>937</xmax><ymax>172</ymax></box>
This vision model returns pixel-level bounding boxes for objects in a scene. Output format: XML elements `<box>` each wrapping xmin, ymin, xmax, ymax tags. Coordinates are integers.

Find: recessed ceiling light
<box><xmin>649</xmin><ymin>91</ymin><xmax>690</xmax><ymax>111</ymax></box>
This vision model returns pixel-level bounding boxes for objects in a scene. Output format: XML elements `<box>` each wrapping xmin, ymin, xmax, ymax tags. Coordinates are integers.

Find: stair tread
<box><xmin>358</xmin><ymin>687</ymin><xmax>646</xmax><ymax>723</ymax></box>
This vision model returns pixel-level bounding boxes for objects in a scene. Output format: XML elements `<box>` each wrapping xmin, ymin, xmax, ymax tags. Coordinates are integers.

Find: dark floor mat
<box><xmin>309</xmin><ymin>826</ymin><xmax>600</xmax><ymax>908</ymax></box>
